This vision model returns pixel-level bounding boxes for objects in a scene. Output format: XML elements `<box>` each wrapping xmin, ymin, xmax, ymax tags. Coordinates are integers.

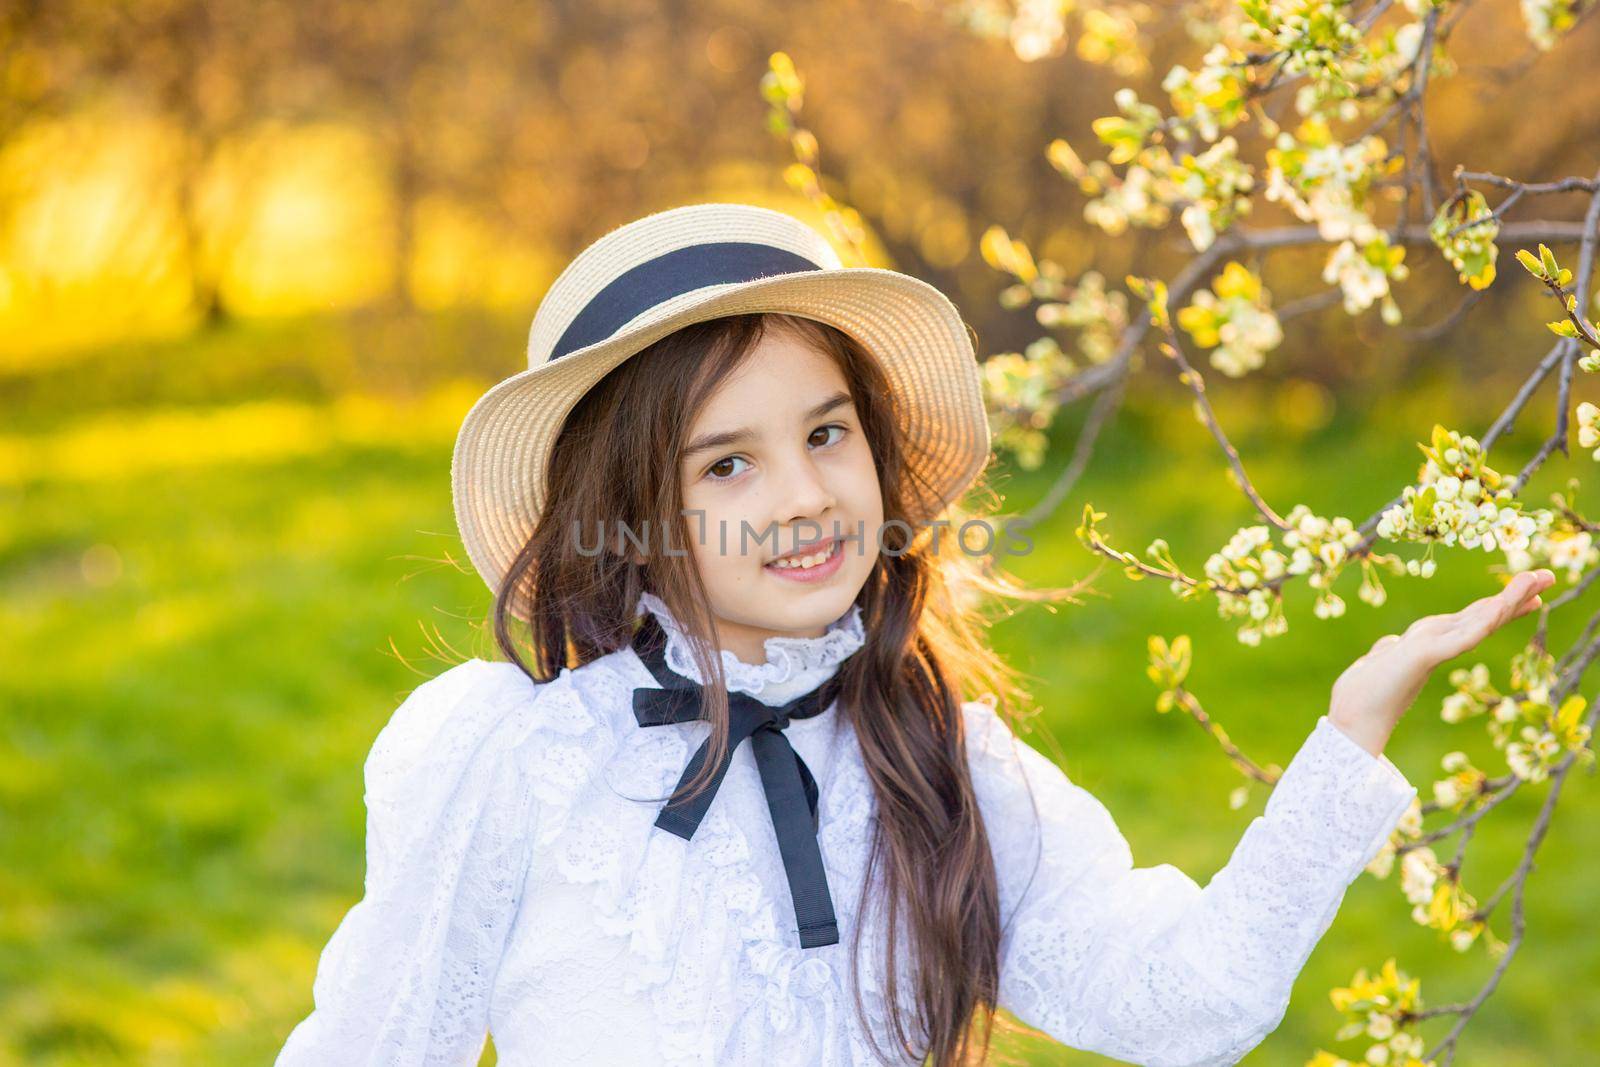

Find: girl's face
<box><xmin>677</xmin><ymin>327</ymin><xmax>884</xmax><ymax>665</ymax></box>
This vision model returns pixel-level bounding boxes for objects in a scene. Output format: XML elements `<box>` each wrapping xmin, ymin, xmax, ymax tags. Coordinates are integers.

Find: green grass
<box><xmin>2</xmin><ymin>315</ymin><xmax>1596</xmax><ymax>1064</ymax></box>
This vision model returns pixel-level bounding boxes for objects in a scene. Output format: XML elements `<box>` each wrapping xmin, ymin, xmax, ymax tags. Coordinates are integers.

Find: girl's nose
<box><xmin>776</xmin><ymin>453</ymin><xmax>837</xmax><ymax>520</ymax></box>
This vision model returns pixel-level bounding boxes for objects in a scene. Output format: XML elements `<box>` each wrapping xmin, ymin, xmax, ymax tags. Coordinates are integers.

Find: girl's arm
<box><xmin>968</xmin><ymin>570</ymin><xmax>1553</xmax><ymax>1065</ymax></box>
<box><xmin>964</xmin><ymin>700</ymin><xmax>1416</xmax><ymax>1067</ymax></box>
<box><xmin>276</xmin><ymin>659</ymin><xmax>540</xmax><ymax>1066</ymax></box>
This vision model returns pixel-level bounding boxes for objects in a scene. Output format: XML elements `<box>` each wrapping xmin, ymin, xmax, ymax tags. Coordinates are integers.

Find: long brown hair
<box><xmin>489</xmin><ymin>311</ymin><xmax>1089</xmax><ymax>1065</ymax></box>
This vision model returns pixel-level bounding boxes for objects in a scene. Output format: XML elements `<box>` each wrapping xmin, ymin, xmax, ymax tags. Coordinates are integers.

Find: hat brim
<box><xmin>451</xmin><ymin>267</ymin><xmax>993</xmax><ymax>618</ymax></box>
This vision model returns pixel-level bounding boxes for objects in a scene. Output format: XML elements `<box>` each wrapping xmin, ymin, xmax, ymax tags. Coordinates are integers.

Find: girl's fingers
<box><xmin>1477</xmin><ymin>571</ymin><xmax>1543</xmax><ymax>617</ymax></box>
<box><xmin>1463</xmin><ymin>570</ymin><xmax>1550</xmax><ymax>621</ymax></box>
<box><xmin>1508</xmin><ymin>572</ymin><xmax>1555</xmax><ymax>618</ymax></box>
<box><xmin>1470</xmin><ymin>571</ymin><xmax>1553</xmax><ymax>634</ymax></box>
<box><xmin>1426</xmin><ymin>571</ymin><xmax>1553</xmax><ymax>658</ymax></box>
<box><xmin>1385</xmin><ymin>571</ymin><xmax>1553</xmax><ymax>665</ymax></box>
<box><xmin>1507</xmin><ymin>568</ymin><xmax>1555</xmax><ymax>602</ymax></box>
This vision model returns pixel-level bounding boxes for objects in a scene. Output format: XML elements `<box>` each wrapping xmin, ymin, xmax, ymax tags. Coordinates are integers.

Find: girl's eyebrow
<box><xmin>683</xmin><ymin>391</ymin><xmax>854</xmax><ymax>459</ymax></box>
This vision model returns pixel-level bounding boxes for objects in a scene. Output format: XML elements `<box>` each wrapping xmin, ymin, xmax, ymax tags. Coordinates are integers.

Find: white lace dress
<box><xmin>276</xmin><ymin>591</ymin><xmax>1418</xmax><ymax>1067</ymax></box>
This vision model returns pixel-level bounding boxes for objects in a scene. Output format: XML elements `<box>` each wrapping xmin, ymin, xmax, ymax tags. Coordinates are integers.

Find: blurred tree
<box><xmin>0</xmin><ymin>0</ymin><xmax>1594</xmax><ymax>376</ymax></box>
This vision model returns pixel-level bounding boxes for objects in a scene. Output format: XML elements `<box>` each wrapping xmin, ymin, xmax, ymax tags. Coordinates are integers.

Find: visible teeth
<box><xmin>769</xmin><ymin>541</ymin><xmax>837</xmax><ymax>569</ymax></box>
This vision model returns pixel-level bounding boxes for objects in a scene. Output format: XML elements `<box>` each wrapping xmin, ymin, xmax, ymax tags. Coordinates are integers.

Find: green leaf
<box><xmin>1557</xmin><ymin>694</ymin><xmax>1585</xmax><ymax>731</ymax></box>
<box><xmin>1414</xmin><ymin>484</ymin><xmax>1438</xmax><ymax>522</ymax></box>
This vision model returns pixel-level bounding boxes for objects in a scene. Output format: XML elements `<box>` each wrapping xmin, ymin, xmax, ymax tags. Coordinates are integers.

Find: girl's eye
<box><xmin>706</xmin><ymin>455</ymin><xmax>748</xmax><ymax>481</ymax></box>
<box><xmin>809</xmin><ymin>423</ymin><xmax>847</xmax><ymax>448</ymax></box>
<box><xmin>702</xmin><ymin>424</ymin><xmax>848</xmax><ymax>483</ymax></box>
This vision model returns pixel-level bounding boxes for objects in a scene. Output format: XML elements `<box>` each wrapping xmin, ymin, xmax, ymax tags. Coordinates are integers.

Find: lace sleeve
<box><xmin>276</xmin><ymin>658</ymin><xmax>542</xmax><ymax>1067</ymax></box>
<box><xmin>964</xmin><ymin>702</ymin><xmax>1417</xmax><ymax>1067</ymax></box>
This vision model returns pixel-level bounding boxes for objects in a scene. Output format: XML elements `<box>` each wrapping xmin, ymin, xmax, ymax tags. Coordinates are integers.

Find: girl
<box><xmin>277</xmin><ymin>202</ymin><xmax>1554</xmax><ymax>1067</ymax></box>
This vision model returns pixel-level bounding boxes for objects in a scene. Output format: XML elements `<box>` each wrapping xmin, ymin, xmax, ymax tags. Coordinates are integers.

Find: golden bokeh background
<box><xmin>3</xmin><ymin>1</ymin><xmax>1597</xmax><ymax>1063</ymax></box>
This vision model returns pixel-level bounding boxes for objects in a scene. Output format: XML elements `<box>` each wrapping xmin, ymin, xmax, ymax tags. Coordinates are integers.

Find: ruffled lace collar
<box><xmin>634</xmin><ymin>590</ymin><xmax>865</xmax><ymax>706</ymax></box>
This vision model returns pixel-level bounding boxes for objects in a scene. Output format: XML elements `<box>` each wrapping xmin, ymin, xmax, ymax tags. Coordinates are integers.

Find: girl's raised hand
<box><xmin>1327</xmin><ymin>568</ymin><xmax>1558</xmax><ymax>757</ymax></box>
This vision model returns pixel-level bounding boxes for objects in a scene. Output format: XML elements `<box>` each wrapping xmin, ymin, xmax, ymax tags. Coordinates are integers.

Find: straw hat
<box><xmin>450</xmin><ymin>201</ymin><xmax>992</xmax><ymax>614</ymax></box>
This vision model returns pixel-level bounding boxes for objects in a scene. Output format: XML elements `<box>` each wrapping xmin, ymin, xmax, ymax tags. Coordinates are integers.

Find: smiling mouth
<box><xmin>765</xmin><ymin>537</ymin><xmax>845</xmax><ymax>570</ymax></box>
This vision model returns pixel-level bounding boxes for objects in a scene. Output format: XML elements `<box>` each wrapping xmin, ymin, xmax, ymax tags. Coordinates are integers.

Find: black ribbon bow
<box><xmin>630</xmin><ymin>612</ymin><xmax>847</xmax><ymax>949</ymax></box>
